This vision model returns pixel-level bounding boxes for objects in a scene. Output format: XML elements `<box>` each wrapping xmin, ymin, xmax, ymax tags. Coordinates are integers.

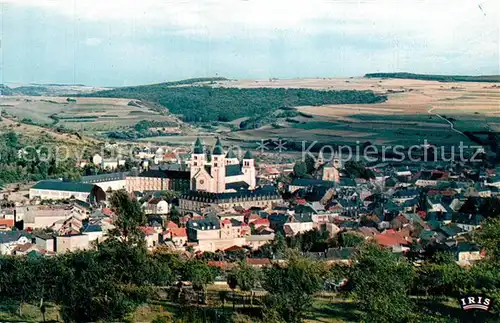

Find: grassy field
<box><xmin>0</xmin><ymin>294</ymin><xmax>474</xmax><ymax>323</ymax></box>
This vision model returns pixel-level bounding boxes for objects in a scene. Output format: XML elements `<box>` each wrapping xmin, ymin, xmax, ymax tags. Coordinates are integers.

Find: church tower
<box><xmin>211</xmin><ymin>138</ymin><xmax>226</xmax><ymax>193</ymax></box>
<box><xmin>190</xmin><ymin>137</ymin><xmax>206</xmax><ymax>189</ymax></box>
<box><xmin>242</xmin><ymin>150</ymin><xmax>256</xmax><ymax>189</ymax></box>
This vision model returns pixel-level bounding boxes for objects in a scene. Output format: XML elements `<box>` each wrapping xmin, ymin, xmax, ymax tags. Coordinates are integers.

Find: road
<box><xmin>427</xmin><ymin>106</ymin><xmax>466</xmax><ymax>137</ymax></box>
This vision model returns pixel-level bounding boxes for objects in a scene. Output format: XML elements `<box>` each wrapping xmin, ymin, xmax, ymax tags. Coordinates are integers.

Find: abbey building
<box><xmin>190</xmin><ymin>138</ymin><xmax>256</xmax><ymax>193</ymax></box>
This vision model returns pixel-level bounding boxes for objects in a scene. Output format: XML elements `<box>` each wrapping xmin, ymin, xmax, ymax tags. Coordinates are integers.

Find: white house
<box><xmin>0</xmin><ymin>231</ymin><xmax>32</xmax><ymax>255</ymax></box>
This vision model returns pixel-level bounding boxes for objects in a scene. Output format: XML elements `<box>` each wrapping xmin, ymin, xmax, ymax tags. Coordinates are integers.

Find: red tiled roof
<box><xmin>0</xmin><ymin>219</ymin><xmax>14</xmax><ymax>228</ymax></box>
<box><xmin>221</xmin><ymin>218</ymin><xmax>232</xmax><ymax>225</ymax></box>
<box><xmin>248</xmin><ymin>214</ymin><xmax>260</xmax><ymax>221</ymax></box>
<box><xmin>246</xmin><ymin>257</ymin><xmax>270</xmax><ymax>266</ymax></box>
<box><xmin>207</xmin><ymin>261</ymin><xmax>233</xmax><ymax>270</ymax></box>
<box><xmin>166</xmin><ymin>221</ymin><xmax>179</xmax><ymax>229</ymax></box>
<box><xmin>251</xmin><ymin>218</ymin><xmax>270</xmax><ymax>227</ymax></box>
<box><xmin>139</xmin><ymin>226</ymin><xmax>157</xmax><ymax>235</ymax></box>
<box><xmin>170</xmin><ymin>228</ymin><xmax>187</xmax><ymax>238</ymax></box>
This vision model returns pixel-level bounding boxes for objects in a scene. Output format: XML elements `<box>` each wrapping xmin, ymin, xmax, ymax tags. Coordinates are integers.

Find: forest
<box><xmin>365</xmin><ymin>72</ymin><xmax>500</xmax><ymax>83</ymax></box>
<box><xmin>86</xmin><ymin>83</ymin><xmax>387</xmax><ymax>122</ymax></box>
<box><xmin>0</xmin><ymin>132</ymin><xmax>82</xmax><ymax>186</ymax></box>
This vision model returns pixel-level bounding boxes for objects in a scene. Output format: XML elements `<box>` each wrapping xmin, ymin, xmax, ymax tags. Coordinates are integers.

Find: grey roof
<box><xmin>32</xmin><ymin>180</ymin><xmax>95</xmax><ymax>193</ymax></box>
<box><xmin>181</xmin><ymin>186</ymin><xmax>281</xmax><ymax>203</ymax></box>
<box><xmin>0</xmin><ymin>231</ymin><xmax>32</xmax><ymax>244</ymax></box>
<box><xmin>81</xmin><ymin>172</ymin><xmax>129</xmax><ymax>183</ymax></box>
<box><xmin>187</xmin><ymin>217</ymin><xmax>221</xmax><ymax>230</ymax></box>
<box><xmin>291</xmin><ymin>178</ymin><xmax>336</xmax><ymax>188</ymax></box>
<box><xmin>137</xmin><ymin>169</ymin><xmax>190</xmax><ymax>179</ymax></box>
<box><xmin>226</xmin><ymin>181</ymin><xmax>250</xmax><ymax>190</ymax></box>
<box><xmin>226</xmin><ymin>149</ymin><xmax>237</xmax><ymax>159</ymax></box>
<box><xmin>83</xmin><ymin>225</ymin><xmax>102</xmax><ymax>233</ymax></box>
<box><xmin>226</xmin><ymin>164</ymin><xmax>243</xmax><ymax>177</ymax></box>
<box><xmin>393</xmin><ymin>189</ymin><xmax>419</xmax><ymax>198</ymax></box>
<box><xmin>213</xmin><ymin>144</ymin><xmax>224</xmax><ymax>155</ymax></box>
<box><xmin>243</xmin><ymin>150</ymin><xmax>253</xmax><ymax>159</ymax></box>
<box><xmin>193</xmin><ymin>137</ymin><xmax>204</xmax><ymax>154</ymax></box>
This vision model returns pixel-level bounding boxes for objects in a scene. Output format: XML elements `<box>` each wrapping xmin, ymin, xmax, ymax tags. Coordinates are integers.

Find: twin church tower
<box><xmin>189</xmin><ymin>138</ymin><xmax>256</xmax><ymax>193</ymax></box>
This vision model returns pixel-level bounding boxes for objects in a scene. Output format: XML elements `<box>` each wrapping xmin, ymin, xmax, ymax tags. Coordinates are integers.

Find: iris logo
<box><xmin>459</xmin><ymin>295</ymin><xmax>493</xmax><ymax>311</ymax></box>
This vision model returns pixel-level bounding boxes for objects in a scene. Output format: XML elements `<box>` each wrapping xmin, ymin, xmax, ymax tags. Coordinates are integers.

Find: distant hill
<box><xmin>365</xmin><ymin>72</ymin><xmax>500</xmax><ymax>83</ymax></box>
<box><xmin>84</xmin><ymin>78</ymin><xmax>387</xmax><ymax>122</ymax></box>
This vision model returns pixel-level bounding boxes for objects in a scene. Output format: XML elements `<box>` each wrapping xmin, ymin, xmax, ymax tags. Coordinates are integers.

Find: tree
<box><xmin>475</xmin><ymin>217</ymin><xmax>500</xmax><ymax>261</ymax></box>
<box><xmin>350</xmin><ymin>244</ymin><xmax>415</xmax><ymax>322</ymax></box>
<box><xmin>182</xmin><ymin>260</ymin><xmax>217</xmax><ymax>304</ymax></box>
<box><xmin>263</xmin><ymin>251</ymin><xmax>326</xmax><ymax>322</ymax></box>
<box><xmin>339</xmin><ymin>232</ymin><xmax>364</xmax><ymax>247</ymax></box>
<box><xmin>304</xmin><ymin>154</ymin><xmax>316</xmax><ymax>174</ymax></box>
<box><xmin>169</xmin><ymin>205</ymin><xmax>181</xmax><ymax>225</ymax></box>
<box><xmin>292</xmin><ymin>161</ymin><xmax>307</xmax><ymax>178</ymax></box>
<box><xmin>108</xmin><ymin>190</ymin><xmax>146</xmax><ymax>244</ymax></box>
<box><xmin>231</xmin><ymin>261</ymin><xmax>262</xmax><ymax>306</ymax></box>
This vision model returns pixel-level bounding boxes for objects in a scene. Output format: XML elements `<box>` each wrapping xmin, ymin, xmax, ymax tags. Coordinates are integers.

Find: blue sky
<box><xmin>1</xmin><ymin>0</ymin><xmax>498</xmax><ymax>87</ymax></box>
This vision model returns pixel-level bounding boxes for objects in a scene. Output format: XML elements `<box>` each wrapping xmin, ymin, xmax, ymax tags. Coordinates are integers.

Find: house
<box><xmin>289</xmin><ymin>178</ymin><xmax>336</xmax><ymax>193</ymax></box>
<box><xmin>180</xmin><ymin>187</ymin><xmax>283</xmax><ymax>214</ymax></box>
<box><xmin>29</xmin><ymin>180</ymin><xmax>106</xmax><ymax>203</ymax></box>
<box><xmin>55</xmin><ymin>234</ymin><xmax>90</xmax><ymax>253</ymax></box>
<box><xmin>450</xmin><ymin>242</ymin><xmax>483</xmax><ymax>266</ymax></box>
<box><xmin>34</xmin><ymin>232</ymin><xmax>55</xmax><ymax>253</ymax></box>
<box><xmin>140</xmin><ymin>226</ymin><xmax>159</xmax><ymax>249</ymax></box>
<box><xmin>453</xmin><ymin>213</ymin><xmax>484</xmax><ymax>232</ymax></box>
<box><xmin>283</xmin><ymin>213</ymin><xmax>313</xmax><ymax>236</ymax></box>
<box><xmin>142</xmin><ymin>198</ymin><xmax>170</xmax><ymax>215</ymax></box>
<box><xmin>82</xmin><ymin>224</ymin><xmax>104</xmax><ymax>242</ymax></box>
<box><xmin>439</xmin><ymin>223</ymin><xmax>465</xmax><ymax>238</ymax></box>
<box><xmin>392</xmin><ymin>189</ymin><xmax>419</xmax><ymax>205</ymax></box>
<box><xmin>81</xmin><ymin>172</ymin><xmax>128</xmax><ymax>192</ymax></box>
<box><xmin>0</xmin><ymin>218</ymin><xmax>14</xmax><ymax>231</ymax></box>
<box><xmin>245</xmin><ymin>257</ymin><xmax>271</xmax><ymax>268</ymax></box>
<box><xmin>169</xmin><ymin>228</ymin><xmax>188</xmax><ymax>247</ymax></box>
<box><xmin>0</xmin><ymin>231</ymin><xmax>32</xmax><ymax>255</ymax></box>
<box><xmin>12</xmin><ymin>243</ymin><xmax>42</xmax><ymax>256</ymax></box>
<box><xmin>126</xmin><ymin>168</ymin><xmax>190</xmax><ymax>193</ymax></box>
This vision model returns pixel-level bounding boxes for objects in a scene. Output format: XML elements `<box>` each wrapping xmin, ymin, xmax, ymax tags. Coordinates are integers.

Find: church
<box><xmin>189</xmin><ymin>138</ymin><xmax>256</xmax><ymax>193</ymax></box>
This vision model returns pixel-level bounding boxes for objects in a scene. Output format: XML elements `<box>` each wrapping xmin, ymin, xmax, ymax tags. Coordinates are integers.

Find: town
<box><xmin>0</xmin><ymin>135</ymin><xmax>498</xmax><ymax>321</ymax></box>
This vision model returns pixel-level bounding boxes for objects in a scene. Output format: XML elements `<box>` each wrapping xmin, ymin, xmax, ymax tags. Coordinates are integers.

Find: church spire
<box><xmin>212</xmin><ymin>138</ymin><xmax>224</xmax><ymax>155</ymax></box>
<box><xmin>193</xmin><ymin>137</ymin><xmax>204</xmax><ymax>154</ymax></box>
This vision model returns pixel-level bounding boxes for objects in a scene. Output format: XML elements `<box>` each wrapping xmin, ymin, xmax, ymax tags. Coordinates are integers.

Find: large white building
<box><xmin>29</xmin><ymin>180</ymin><xmax>106</xmax><ymax>203</ymax></box>
<box><xmin>190</xmin><ymin>138</ymin><xmax>256</xmax><ymax>193</ymax></box>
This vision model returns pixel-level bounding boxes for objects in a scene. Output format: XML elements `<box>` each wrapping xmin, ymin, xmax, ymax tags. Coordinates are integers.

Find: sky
<box><xmin>0</xmin><ymin>0</ymin><xmax>498</xmax><ymax>87</ymax></box>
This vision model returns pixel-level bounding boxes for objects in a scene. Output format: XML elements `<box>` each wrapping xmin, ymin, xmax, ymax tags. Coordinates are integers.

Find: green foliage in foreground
<box><xmin>87</xmin><ymin>83</ymin><xmax>386</xmax><ymax>122</ymax></box>
<box><xmin>365</xmin><ymin>72</ymin><xmax>500</xmax><ymax>83</ymax></box>
<box><xmin>0</xmin><ymin>131</ymin><xmax>82</xmax><ymax>186</ymax></box>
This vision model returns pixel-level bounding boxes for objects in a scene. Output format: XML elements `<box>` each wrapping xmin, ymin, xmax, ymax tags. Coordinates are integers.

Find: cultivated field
<box><xmin>1</xmin><ymin>77</ymin><xmax>498</xmax><ymax>148</ymax></box>
<box><xmin>221</xmin><ymin>78</ymin><xmax>499</xmax><ymax>147</ymax></box>
<box><xmin>0</xmin><ymin>96</ymin><xmax>181</xmax><ymax>136</ymax></box>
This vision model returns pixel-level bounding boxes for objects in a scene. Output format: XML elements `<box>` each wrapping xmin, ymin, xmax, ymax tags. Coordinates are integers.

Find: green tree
<box><xmin>304</xmin><ymin>155</ymin><xmax>316</xmax><ymax>174</ymax></box>
<box><xmin>293</xmin><ymin>161</ymin><xmax>307</xmax><ymax>178</ymax></box>
<box><xmin>339</xmin><ymin>232</ymin><xmax>364</xmax><ymax>247</ymax></box>
<box><xmin>108</xmin><ymin>190</ymin><xmax>146</xmax><ymax>244</ymax></box>
<box><xmin>231</xmin><ymin>260</ymin><xmax>262</xmax><ymax>306</ymax></box>
<box><xmin>182</xmin><ymin>260</ymin><xmax>217</xmax><ymax>300</ymax></box>
<box><xmin>263</xmin><ymin>251</ymin><xmax>326</xmax><ymax>322</ymax></box>
<box><xmin>475</xmin><ymin>217</ymin><xmax>500</xmax><ymax>261</ymax></box>
<box><xmin>351</xmin><ymin>244</ymin><xmax>415</xmax><ymax>322</ymax></box>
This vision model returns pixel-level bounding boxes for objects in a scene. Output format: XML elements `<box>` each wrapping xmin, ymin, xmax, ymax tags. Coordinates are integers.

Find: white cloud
<box><xmin>3</xmin><ymin>0</ymin><xmax>499</xmax><ymax>75</ymax></box>
<box><xmin>84</xmin><ymin>38</ymin><xmax>102</xmax><ymax>46</ymax></box>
